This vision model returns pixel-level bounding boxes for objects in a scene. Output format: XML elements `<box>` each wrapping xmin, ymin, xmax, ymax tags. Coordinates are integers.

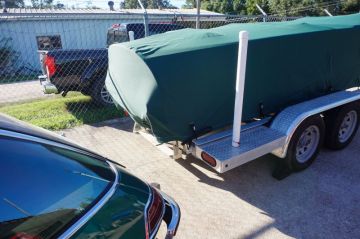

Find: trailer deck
<box><xmin>193</xmin><ymin>126</ymin><xmax>286</xmax><ymax>173</ymax></box>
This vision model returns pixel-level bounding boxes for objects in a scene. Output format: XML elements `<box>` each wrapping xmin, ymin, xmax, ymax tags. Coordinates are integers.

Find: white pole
<box><xmin>128</xmin><ymin>31</ymin><xmax>135</xmax><ymax>41</ymax></box>
<box><xmin>232</xmin><ymin>31</ymin><xmax>249</xmax><ymax>147</ymax></box>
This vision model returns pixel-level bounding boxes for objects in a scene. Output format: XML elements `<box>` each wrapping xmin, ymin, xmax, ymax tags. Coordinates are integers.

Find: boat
<box><xmin>105</xmin><ymin>14</ymin><xmax>360</xmax><ymax>143</ymax></box>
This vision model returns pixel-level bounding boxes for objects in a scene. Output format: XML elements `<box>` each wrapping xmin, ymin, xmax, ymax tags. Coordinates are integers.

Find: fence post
<box><xmin>196</xmin><ymin>0</ymin><xmax>200</xmax><ymax>29</ymax></box>
<box><xmin>137</xmin><ymin>0</ymin><xmax>149</xmax><ymax>37</ymax></box>
<box><xmin>256</xmin><ymin>4</ymin><xmax>267</xmax><ymax>22</ymax></box>
<box><xmin>143</xmin><ymin>12</ymin><xmax>149</xmax><ymax>37</ymax></box>
<box><xmin>323</xmin><ymin>9</ymin><xmax>333</xmax><ymax>16</ymax></box>
<box><xmin>128</xmin><ymin>31</ymin><xmax>135</xmax><ymax>41</ymax></box>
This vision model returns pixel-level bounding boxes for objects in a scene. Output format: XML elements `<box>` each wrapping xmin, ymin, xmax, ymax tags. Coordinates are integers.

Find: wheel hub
<box><xmin>338</xmin><ymin>110</ymin><xmax>358</xmax><ymax>143</ymax></box>
<box><xmin>296</xmin><ymin>125</ymin><xmax>320</xmax><ymax>163</ymax></box>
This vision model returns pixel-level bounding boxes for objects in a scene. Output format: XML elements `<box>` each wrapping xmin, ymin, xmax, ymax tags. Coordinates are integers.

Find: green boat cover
<box><xmin>106</xmin><ymin>14</ymin><xmax>360</xmax><ymax>143</ymax></box>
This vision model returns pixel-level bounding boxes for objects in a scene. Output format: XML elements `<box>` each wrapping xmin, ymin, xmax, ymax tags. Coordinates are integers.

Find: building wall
<box><xmin>0</xmin><ymin>16</ymin><xmax>148</xmax><ymax>73</ymax></box>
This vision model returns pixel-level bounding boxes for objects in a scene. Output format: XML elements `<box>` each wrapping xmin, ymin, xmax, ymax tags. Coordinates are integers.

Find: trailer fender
<box><xmin>271</xmin><ymin>89</ymin><xmax>360</xmax><ymax>158</ymax></box>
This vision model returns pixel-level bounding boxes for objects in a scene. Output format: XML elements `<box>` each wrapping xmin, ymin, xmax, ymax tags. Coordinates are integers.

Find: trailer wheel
<box><xmin>324</xmin><ymin>103</ymin><xmax>360</xmax><ymax>150</ymax></box>
<box><xmin>285</xmin><ymin>115</ymin><xmax>325</xmax><ymax>172</ymax></box>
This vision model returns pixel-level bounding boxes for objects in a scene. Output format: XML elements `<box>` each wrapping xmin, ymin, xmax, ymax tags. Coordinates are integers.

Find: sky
<box><xmin>24</xmin><ymin>0</ymin><xmax>186</xmax><ymax>9</ymax></box>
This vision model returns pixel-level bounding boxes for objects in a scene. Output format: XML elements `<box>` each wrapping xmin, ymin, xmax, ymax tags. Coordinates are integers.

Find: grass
<box><xmin>0</xmin><ymin>92</ymin><xmax>123</xmax><ymax>130</ymax></box>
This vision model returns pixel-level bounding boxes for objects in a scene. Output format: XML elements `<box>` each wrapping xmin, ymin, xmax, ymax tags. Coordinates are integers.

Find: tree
<box><xmin>340</xmin><ymin>0</ymin><xmax>360</xmax><ymax>14</ymax></box>
<box><xmin>268</xmin><ymin>0</ymin><xmax>360</xmax><ymax>16</ymax></box>
<box><xmin>123</xmin><ymin>0</ymin><xmax>137</xmax><ymax>8</ymax></box>
<box><xmin>129</xmin><ymin>0</ymin><xmax>359</xmax><ymax>15</ymax></box>
<box><xmin>245</xmin><ymin>0</ymin><xmax>268</xmax><ymax>15</ymax></box>
<box><xmin>268</xmin><ymin>0</ymin><xmax>292</xmax><ymax>16</ymax></box>
<box><xmin>31</xmin><ymin>0</ymin><xmax>54</xmax><ymax>8</ymax></box>
<box><xmin>233</xmin><ymin>0</ymin><xmax>247</xmax><ymax>14</ymax></box>
<box><xmin>2</xmin><ymin>0</ymin><xmax>25</xmax><ymax>8</ymax></box>
<box><xmin>268</xmin><ymin>0</ymin><xmax>325</xmax><ymax>16</ymax></box>
<box><xmin>182</xmin><ymin>0</ymin><xmax>195</xmax><ymax>9</ymax></box>
<box><xmin>120</xmin><ymin>0</ymin><xmax>126</xmax><ymax>9</ymax></box>
<box><xmin>123</xmin><ymin>0</ymin><xmax>176</xmax><ymax>9</ymax></box>
<box><xmin>55</xmin><ymin>3</ymin><xmax>65</xmax><ymax>9</ymax></box>
<box><xmin>199</xmin><ymin>0</ymin><xmax>232</xmax><ymax>13</ymax></box>
<box><xmin>45</xmin><ymin>0</ymin><xmax>53</xmax><ymax>5</ymax></box>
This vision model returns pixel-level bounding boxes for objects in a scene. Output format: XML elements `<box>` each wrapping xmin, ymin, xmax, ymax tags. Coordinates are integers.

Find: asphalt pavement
<box><xmin>0</xmin><ymin>80</ymin><xmax>52</xmax><ymax>105</ymax></box>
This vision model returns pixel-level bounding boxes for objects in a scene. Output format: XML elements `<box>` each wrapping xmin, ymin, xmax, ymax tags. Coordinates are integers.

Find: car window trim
<box><xmin>0</xmin><ymin>129</ymin><xmax>119</xmax><ymax>237</ymax></box>
<box><xmin>59</xmin><ymin>162</ymin><xmax>118</xmax><ymax>238</ymax></box>
<box><xmin>0</xmin><ymin>129</ymin><xmax>114</xmax><ymax>165</ymax></box>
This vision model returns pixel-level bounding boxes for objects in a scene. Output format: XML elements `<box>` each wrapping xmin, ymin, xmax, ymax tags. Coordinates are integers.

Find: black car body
<box><xmin>39</xmin><ymin>23</ymin><xmax>185</xmax><ymax>106</ymax></box>
<box><xmin>0</xmin><ymin>114</ymin><xmax>180</xmax><ymax>238</ymax></box>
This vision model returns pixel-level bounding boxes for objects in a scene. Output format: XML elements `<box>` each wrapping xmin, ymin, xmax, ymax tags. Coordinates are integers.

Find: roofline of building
<box><xmin>0</xmin><ymin>8</ymin><xmax>224</xmax><ymax>16</ymax></box>
<box><xmin>0</xmin><ymin>8</ymin><xmax>226</xmax><ymax>21</ymax></box>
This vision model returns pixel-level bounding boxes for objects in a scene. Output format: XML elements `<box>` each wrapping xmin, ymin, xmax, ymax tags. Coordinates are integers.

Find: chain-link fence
<box><xmin>0</xmin><ymin>8</ymin><xmax>299</xmax><ymax>131</ymax></box>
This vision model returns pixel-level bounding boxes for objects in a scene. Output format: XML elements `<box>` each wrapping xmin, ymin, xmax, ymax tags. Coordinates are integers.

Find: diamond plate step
<box><xmin>193</xmin><ymin>126</ymin><xmax>286</xmax><ymax>173</ymax></box>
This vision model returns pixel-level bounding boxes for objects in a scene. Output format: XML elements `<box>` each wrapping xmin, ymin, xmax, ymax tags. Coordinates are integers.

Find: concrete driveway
<box><xmin>0</xmin><ymin>80</ymin><xmax>52</xmax><ymax>104</ymax></box>
<box><xmin>63</xmin><ymin>118</ymin><xmax>360</xmax><ymax>239</ymax></box>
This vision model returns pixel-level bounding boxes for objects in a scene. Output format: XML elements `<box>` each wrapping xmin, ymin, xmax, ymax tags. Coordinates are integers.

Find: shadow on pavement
<box><xmin>175</xmin><ymin>139</ymin><xmax>360</xmax><ymax>239</ymax></box>
<box><xmin>65</xmin><ymin>99</ymin><xmax>122</xmax><ymax>126</ymax></box>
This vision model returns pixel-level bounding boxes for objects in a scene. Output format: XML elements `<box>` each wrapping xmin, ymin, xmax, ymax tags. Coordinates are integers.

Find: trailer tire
<box><xmin>285</xmin><ymin>115</ymin><xmax>325</xmax><ymax>172</ymax></box>
<box><xmin>324</xmin><ymin>102</ymin><xmax>360</xmax><ymax>150</ymax></box>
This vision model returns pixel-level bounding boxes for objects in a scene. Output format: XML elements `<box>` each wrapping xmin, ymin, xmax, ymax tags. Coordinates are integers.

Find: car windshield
<box><xmin>0</xmin><ymin>136</ymin><xmax>115</xmax><ymax>238</ymax></box>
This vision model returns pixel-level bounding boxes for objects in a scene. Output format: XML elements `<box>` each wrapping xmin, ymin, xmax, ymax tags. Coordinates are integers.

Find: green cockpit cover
<box><xmin>106</xmin><ymin>14</ymin><xmax>360</xmax><ymax>143</ymax></box>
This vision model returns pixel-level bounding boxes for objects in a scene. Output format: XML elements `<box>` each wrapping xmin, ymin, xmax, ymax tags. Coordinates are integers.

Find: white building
<box><xmin>0</xmin><ymin>8</ymin><xmax>224</xmax><ymax>74</ymax></box>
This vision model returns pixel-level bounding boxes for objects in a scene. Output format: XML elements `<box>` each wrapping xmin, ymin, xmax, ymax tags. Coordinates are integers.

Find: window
<box><xmin>0</xmin><ymin>136</ymin><xmax>115</xmax><ymax>238</ymax></box>
<box><xmin>36</xmin><ymin>35</ymin><xmax>62</xmax><ymax>50</ymax></box>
